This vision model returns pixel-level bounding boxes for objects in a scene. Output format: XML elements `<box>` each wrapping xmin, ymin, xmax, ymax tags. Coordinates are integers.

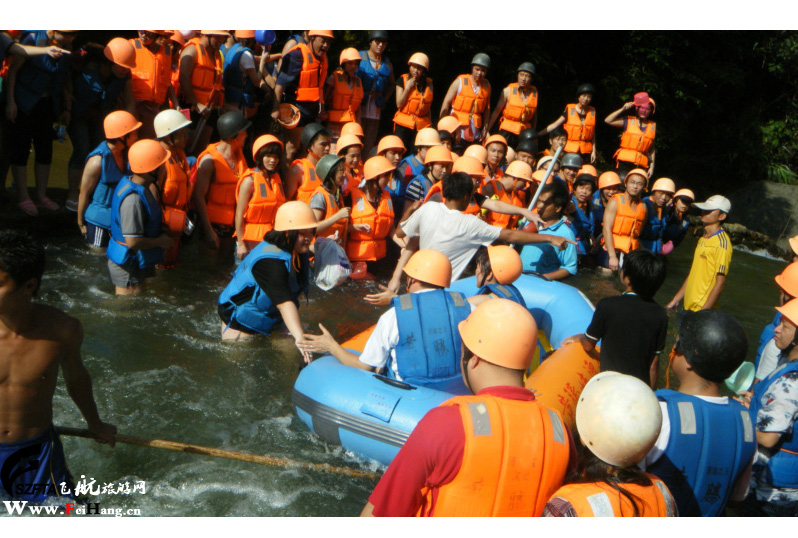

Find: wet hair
<box><xmin>255</xmin><ymin>142</ymin><xmax>282</xmax><ymax>166</ymax></box>
<box><xmin>438</xmin><ymin>130</ymin><xmax>452</xmax><ymax>142</ymax></box>
<box><xmin>264</xmin><ymin>229</ymin><xmax>300</xmax><ymax>252</ymax></box>
<box><xmin>539</xmin><ymin>181</ymin><xmax>569</xmax><ymax>214</ymax></box>
<box><xmin>441</xmin><ymin>172</ymin><xmax>474</xmax><ymax>202</ymax></box>
<box><xmin>678</xmin><ymin>310</ymin><xmax>748</xmax><ymax>383</ymax></box>
<box><xmin>566</xmin><ymin>445</ymin><xmax>653</xmax><ymax>517</ymax></box>
<box><xmin>322</xmin><ymin>160</ymin><xmax>344</xmax><ymax>191</ymax></box>
<box><xmin>572</xmin><ymin>174</ymin><xmax>596</xmax><ymax>192</ymax></box>
<box><xmin>0</xmin><ymin>229</ymin><xmax>46</xmax><ymax>296</ymax></box>
<box><xmin>474</xmin><ymin>246</ymin><xmax>491</xmax><ymax>286</ymax></box>
<box><xmin>621</xmin><ymin>249</ymin><xmax>666</xmax><ymax>300</ymax></box>
<box><xmin>549</xmin><ymin>126</ymin><xmax>567</xmax><ymax>140</ymax></box>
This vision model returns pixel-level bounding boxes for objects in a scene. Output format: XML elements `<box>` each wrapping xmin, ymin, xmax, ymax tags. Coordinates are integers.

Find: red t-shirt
<box><xmin>369</xmin><ymin>385</ymin><xmax>576</xmax><ymax>517</ymax></box>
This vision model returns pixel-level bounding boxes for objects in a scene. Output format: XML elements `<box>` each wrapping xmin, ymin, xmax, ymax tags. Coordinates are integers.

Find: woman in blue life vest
<box><xmin>569</xmin><ymin>174</ymin><xmax>596</xmax><ymax>257</ymax></box>
<box><xmin>217</xmin><ymin>201</ymin><xmax>317</xmax><ymax>362</ymax></box>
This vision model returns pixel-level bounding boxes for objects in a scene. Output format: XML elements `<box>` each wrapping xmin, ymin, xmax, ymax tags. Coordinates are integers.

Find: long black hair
<box><xmin>263</xmin><ymin>229</ymin><xmax>299</xmax><ymax>252</ymax></box>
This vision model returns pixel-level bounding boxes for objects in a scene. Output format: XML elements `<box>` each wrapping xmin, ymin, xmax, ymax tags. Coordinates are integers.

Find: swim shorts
<box><xmin>0</xmin><ymin>426</ymin><xmax>75</xmax><ymax>502</ymax></box>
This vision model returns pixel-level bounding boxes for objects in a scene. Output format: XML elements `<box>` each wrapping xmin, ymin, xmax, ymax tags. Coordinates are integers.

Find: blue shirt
<box><xmin>520</xmin><ymin>217</ymin><xmax>577</xmax><ymax>276</ymax></box>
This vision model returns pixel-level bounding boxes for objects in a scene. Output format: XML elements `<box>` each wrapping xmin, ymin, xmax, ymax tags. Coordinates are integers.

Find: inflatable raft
<box><xmin>292</xmin><ymin>273</ymin><xmax>597</xmax><ymax>466</ymax></box>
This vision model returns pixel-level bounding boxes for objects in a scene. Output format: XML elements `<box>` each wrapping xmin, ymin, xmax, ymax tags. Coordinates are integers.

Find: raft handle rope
<box><xmin>373</xmin><ymin>375</ymin><xmax>417</xmax><ymax>391</ymax></box>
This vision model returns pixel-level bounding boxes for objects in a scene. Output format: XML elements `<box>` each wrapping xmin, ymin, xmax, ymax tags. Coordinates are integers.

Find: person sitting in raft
<box><xmin>346</xmin><ymin>156</ymin><xmax>396</xmax><ymax>279</ymax></box>
<box><xmin>106</xmin><ymin>140</ymin><xmax>175</xmax><ymax>295</ymax></box>
<box><xmin>395</xmin><ymin>127</ymin><xmax>439</xmax><ymax>187</ymax></box>
<box><xmin>519</xmin><ymin>181</ymin><xmax>577</xmax><ymax>281</ymax></box>
<box><xmin>605</xmin><ymin>91</ymin><xmax>657</xmax><ymax>181</ymax></box>
<box><xmin>754</xmin><ymin>262</ymin><xmax>798</xmax><ymax>383</ymax></box>
<box><xmin>739</xmin><ymin>298</ymin><xmax>798</xmax><ymax>516</ymax></box>
<box><xmin>544</xmin><ymin>372</ymin><xmax>677</xmax><ymax>517</ymax></box>
<box><xmin>334</xmin><ymin>134</ymin><xmax>363</xmax><ymax>195</ymax></box>
<box><xmin>234</xmin><ymin>135</ymin><xmax>286</xmax><ymax>261</ymax></box>
<box><xmin>77</xmin><ymin>110</ymin><xmax>141</xmax><ymax>249</ymax></box>
<box><xmin>323</xmin><ymin>47</ymin><xmax>363</xmax><ymax>141</ymax></box>
<box><xmin>538</xmin><ymin>83</ymin><xmax>597</xmax><ymax>164</ymax></box>
<box><xmin>286</xmin><ymin>123</ymin><xmax>332</xmax><ymax>204</ymax></box>
<box><xmin>598</xmin><ymin>167</ymin><xmax>649</xmax><ymax>271</ymax></box>
<box><xmin>309</xmin><ymin>154</ymin><xmax>353</xmax><ymax>244</ymax></box>
<box><xmin>469</xmin><ymin>245</ymin><xmax>525</xmax><ymax>307</ymax></box>
<box><xmin>639</xmin><ymin>177</ymin><xmax>676</xmax><ymax>254</ymax></box>
<box><xmin>638</xmin><ymin>310</ymin><xmax>756</xmax><ymax>517</ymax></box>
<box><xmin>376</xmin><ymin>135</ymin><xmax>407</xmax><ymax>222</ymax></box>
<box><xmin>562</xmin><ymin>249</ymin><xmax>667</xmax><ymax>389</ymax></box>
<box><xmin>359</xmin><ymin>299</ymin><xmax>574</xmax><ymax>517</ymax></box>
<box><xmin>154</xmin><ymin>109</ymin><xmax>193</xmax><ymax>267</ymax></box>
<box><xmin>437</xmin><ymin>115</ymin><xmax>461</xmax><ymax>154</ymax></box>
<box><xmin>591</xmin><ymin>171</ymin><xmax>622</xmax><ymax>247</ymax></box>
<box><xmin>217</xmin><ymin>201</ymin><xmax>317</xmax><ymax>360</ymax></box>
<box><xmin>300</xmin><ymin>249</ymin><xmax>473</xmax><ymax>393</ymax></box>
<box><xmin>568</xmin><ymin>173</ymin><xmax>596</xmax><ymax>258</ymax></box>
<box><xmin>661</xmin><ymin>188</ymin><xmax>694</xmax><ymax>254</ymax></box>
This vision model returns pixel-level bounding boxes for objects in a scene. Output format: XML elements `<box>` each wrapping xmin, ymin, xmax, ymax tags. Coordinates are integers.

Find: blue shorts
<box><xmin>0</xmin><ymin>426</ymin><xmax>75</xmax><ymax>502</ymax></box>
<box><xmin>85</xmin><ymin>222</ymin><xmax>110</xmax><ymax>248</ymax></box>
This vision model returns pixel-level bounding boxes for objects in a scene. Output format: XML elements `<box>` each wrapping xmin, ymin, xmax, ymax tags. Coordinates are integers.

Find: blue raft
<box><xmin>292</xmin><ymin>273</ymin><xmax>595</xmax><ymax>466</ymax></box>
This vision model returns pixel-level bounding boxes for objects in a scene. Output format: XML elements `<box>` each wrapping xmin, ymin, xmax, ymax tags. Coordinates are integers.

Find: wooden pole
<box><xmin>56</xmin><ymin>426</ymin><xmax>379</xmax><ymax>480</ymax></box>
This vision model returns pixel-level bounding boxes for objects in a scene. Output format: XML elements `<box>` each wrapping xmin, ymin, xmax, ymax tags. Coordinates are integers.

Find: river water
<box><xmin>33</xmin><ymin>228</ymin><xmax>785</xmax><ymax>517</ymax></box>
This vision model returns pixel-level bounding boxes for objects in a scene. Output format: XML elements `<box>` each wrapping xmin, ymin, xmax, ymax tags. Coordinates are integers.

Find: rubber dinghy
<box><xmin>292</xmin><ymin>273</ymin><xmax>597</xmax><ymax>466</ymax></box>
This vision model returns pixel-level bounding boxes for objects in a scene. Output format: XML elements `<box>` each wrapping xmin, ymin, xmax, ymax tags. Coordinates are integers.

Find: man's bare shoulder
<box><xmin>30</xmin><ymin>304</ymin><xmax>82</xmax><ymax>344</ymax></box>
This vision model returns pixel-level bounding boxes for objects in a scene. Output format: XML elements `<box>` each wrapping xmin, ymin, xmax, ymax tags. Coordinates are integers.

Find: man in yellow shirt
<box><xmin>667</xmin><ymin>195</ymin><xmax>732</xmax><ymax>322</ymax></box>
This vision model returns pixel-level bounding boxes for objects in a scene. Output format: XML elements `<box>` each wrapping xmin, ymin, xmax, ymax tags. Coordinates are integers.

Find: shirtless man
<box><xmin>0</xmin><ymin>230</ymin><xmax>116</xmax><ymax>501</ymax></box>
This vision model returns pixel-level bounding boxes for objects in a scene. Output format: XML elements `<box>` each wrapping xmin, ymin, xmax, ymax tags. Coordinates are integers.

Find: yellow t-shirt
<box><xmin>684</xmin><ymin>229</ymin><xmax>732</xmax><ymax>311</ymax></box>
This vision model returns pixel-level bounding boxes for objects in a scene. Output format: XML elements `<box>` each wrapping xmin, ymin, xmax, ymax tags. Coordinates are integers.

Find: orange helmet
<box><xmin>776</xmin><ymin>298</ymin><xmax>798</xmax><ymax>328</ymax></box>
<box><xmin>252</xmin><ymin>134</ymin><xmax>284</xmax><ymax>160</ymax></box>
<box><xmin>424</xmin><ymin>145</ymin><xmax>453</xmax><ymax>165</ymax></box>
<box><xmin>308</xmin><ymin>30</ymin><xmax>334</xmax><ymax>39</ymax></box>
<box><xmin>336</xmin><ymin>134</ymin><xmax>363</xmax><ymax>156</ymax></box>
<box><xmin>128</xmin><ymin>139</ymin><xmax>170</xmax><ymax>174</ymax></box>
<box><xmin>625</xmin><ymin>168</ymin><xmax>649</xmax><ymax>187</ymax></box>
<box><xmin>505</xmin><ymin>147</ymin><xmax>516</xmax><ymax>163</ymax></box>
<box><xmin>403</xmin><ymin>249</ymin><xmax>452</xmax><ymax>288</ymax></box>
<box><xmin>408</xmin><ymin>52</ymin><xmax>429</xmax><ymax>70</ymax></box>
<box><xmin>363</xmin><ymin>156</ymin><xmax>395</xmax><ymax>182</ymax></box>
<box><xmin>790</xmin><ymin>235</ymin><xmax>798</xmax><ymax>257</ymax></box>
<box><xmin>452</xmin><ymin>155</ymin><xmax>485</xmax><ymax>177</ymax></box>
<box><xmin>673</xmin><ymin>188</ymin><xmax>694</xmax><ymax>201</ymax></box>
<box><xmin>483</xmin><ymin>133</ymin><xmax>508</xmax><ymax>149</ymax></box>
<box><xmin>234</xmin><ymin>30</ymin><xmax>256</xmax><ymax>39</ymax></box>
<box><xmin>464</xmin><ymin>144</ymin><xmax>488</xmax><ymax>165</ymax></box>
<box><xmin>579</xmin><ymin>164</ymin><xmax>598</xmax><ymax>178</ymax></box>
<box><xmin>437</xmin><ymin>115</ymin><xmax>461</xmax><ymax>135</ymax></box>
<box><xmin>201</xmin><ymin>30</ymin><xmax>231</xmax><ymax>36</ymax></box>
<box><xmin>104</xmin><ymin>110</ymin><xmax>142</xmax><ymax>139</ymax></box>
<box><xmin>458</xmin><ymin>298</ymin><xmax>537</xmax><ymax>370</ymax></box>
<box><xmin>598</xmin><ymin>171</ymin><xmax>622</xmax><ymax>190</ymax></box>
<box><xmin>650</xmin><ymin>177</ymin><xmax>676</xmax><ymax>194</ymax></box>
<box><xmin>339</xmin><ymin>47</ymin><xmax>361</xmax><ymax>65</ymax></box>
<box><xmin>487</xmin><ymin>245</ymin><xmax>522</xmax><ymax>285</ymax></box>
<box><xmin>414</xmin><ymin>127</ymin><xmax>441</xmax><ymax>147</ymax></box>
<box><xmin>776</xmin><ymin>262</ymin><xmax>798</xmax><ymax>299</ymax></box>
<box><xmin>377</xmin><ymin>135</ymin><xmax>406</xmax><ymax>156</ymax></box>
<box><xmin>274</xmin><ymin>201</ymin><xmax>317</xmax><ymax>231</ymax></box>
<box><xmin>103</xmin><ymin>37</ymin><xmax>136</xmax><ymax>69</ymax></box>
<box><xmin>341</xmin><ymin>122</ymin><xmax>364</xmax><ymax>138</ymax></box>
<box><xmin>531</xmin><ymin>169</ymin><xmax>547</xmax><ymax>184</ymax></box>
<box><xmin>504</xmin><ymin>161</ymin><xmax>533</xmax><ymax>182</ymax></box>
<box><xmin>277</xmin><ymin>103</ymin><xmax>301</xmax><ymax>129</ymax></box>
<box><xmin>169</xmin><ymin>31</ymin><xmax>186</xmax><ymax>48</ymax></box>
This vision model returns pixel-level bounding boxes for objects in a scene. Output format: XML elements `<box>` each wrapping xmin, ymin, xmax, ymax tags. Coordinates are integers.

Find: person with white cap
<box><xmin>666</xmin><ymin>195</ymin><xmax>732</xmax><ymax>318</ymax></box>
<box><xmin>359</xmin><ymin>298</ymin><xmax>574</xmax><ymax>516</ymax></box>
<box><xmin>543</xmin><ymin>372</ymin><xmax>677</xmax><ymax>517</ymax></box>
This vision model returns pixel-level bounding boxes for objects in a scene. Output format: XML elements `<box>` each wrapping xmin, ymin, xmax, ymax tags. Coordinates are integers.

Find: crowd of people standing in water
<box><xmin>3</xmin><ymin>29</ymin><xmax>798</xmax><ymax>517</ymax></box>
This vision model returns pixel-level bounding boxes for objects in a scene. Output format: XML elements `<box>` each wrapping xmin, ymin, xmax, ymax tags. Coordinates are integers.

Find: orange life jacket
<box><xmin>423</xmin><ymin>183</ymin><xmax>482</xmax><ymax>217</ymax></box>
<box><xmin>614</xmin><ymin>117</ymin><xmax>656</xmax><ymax>167</ymax></box>
<box><xmin>499</xmin><ymin>83</ymin><xmax>538</xmax><ymax>135</ymax></box>
<box><xmin>161</xmin><ymin>148</ymin><xmax>191</xmax><ymax>234</ymax></box>
<box><xmin>288</xmin><ymin>42</ymin><xmax>328</xmax><ymax>103</ymax></box>
<box><xmin>451</xmin><ymin>74</ymin><xmax>490</xmax><ymax>128</ymax></box>
<box><xmin>186</xmin><ymin>37</ymin><xmax>223</xmax><ymax>107</ymax></box>
<box><xmin>549</xmin><ymin>477</ymin><xmax>676</xmax><ymax>517</ymax></box>
<box><xmin>129</xmin><ymin>38</ymin><xmax>172</xmax><ymax>104</ymax></box>
<box><xmin>312</xmin><ymin>185</ymin><xmax>348</xmax><ymax>243</ymax></box>
<box><xmin>171</xmin><ymin>62</ymin><xmax>181</xmax><ymax>99</ymax></box>
<box><xmin>239</xmin><ymin>169</ymin><xmax>285</xmax><ymax>242</ymax></box>
<box><xmin>327</xmin><ymin>72</ymin><xmax>363</xmax><ymax>123</ymax></box>
<box><xmin>198</xmin><ymin>142</ymin><xmax>247</xmax><ymax>227</ymax></box>
<box><xmin>481</xmin><ymin>179</ymin><xmax>526</xmax><ymax>229</ymax></box>
<box><xmin>346</xmin><ymin>188</ymin><xmax>394</xmax><ymax>262</ymax></box>
<box><xmin>290</xmin><ymin>157</ymin><xmax>321</xmax><ymax>205</ymax></box>
<box><xmin>417</xmin><ymin>394</ymin><xmax>571</xmax><ymax>517</ymax></box>
<box><xmin>393</xmin><ymin>74</ymin><xmax>433</xmax><ymax>130</ymax></box>
<box><xmin>563</xmin><ymin>104</ymin><xmax>596</xmax><ymax>154</ymax></box>
<box><xmin>609</xmin><ymin>192</ymin><xmax>647</xmax><ymax>254</ymax></box>
<box><xmin>343</xmin><ymin>168</ymin><xmax>363</xmax><ymax>196</ymax></box>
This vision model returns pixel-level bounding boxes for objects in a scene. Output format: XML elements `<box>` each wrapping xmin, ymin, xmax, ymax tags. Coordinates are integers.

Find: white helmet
<box><xmin>576</xmin><ymin>372</ymin><xmax>662</xmax><ymax>467</ymax></box>
<box><xmin>154</xmin><ymin>109</ymin><xmax>192</xmax><ymax>139</ymax></box>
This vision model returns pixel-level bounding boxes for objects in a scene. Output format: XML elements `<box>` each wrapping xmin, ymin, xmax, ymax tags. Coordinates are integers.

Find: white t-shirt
<box><xmin>399</xmin><ymin>202</ymin><xmax>502</xmax><ymax>281</ymax></box>
<box><xmin>755</xmin><ymin>339</ymin><xmax>780</xmax><ymax>380</ymax></box>
<box><xmin>239</xmin><ymin>50</ymin><xmax>256</xmax><ymax>72</ymax></box>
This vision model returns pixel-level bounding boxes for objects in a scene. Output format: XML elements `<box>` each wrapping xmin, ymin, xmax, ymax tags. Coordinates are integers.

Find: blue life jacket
<box><xmin>662</xmin><ymin>205</ymin><xmax>690</xmax><ymax>247</ymax></box>
<box><xmin>106</xmin><ymin>177</ymin><xmax>164</xmax><ymax>268</ymax></box>
<box><xmin>405</xmin><ymin>172</ymin><xmax>433</xmax><ymax>201</ymax></box>
<box><xmin>570</xmin><ymin>194</ymin><xmax>594</xmax><ymax>256</ymax></box>
<box><xmin>13</xmin><ymin>31</ymin><xmax>71</xmax><ymax>115</ymax></box>
<box><xmin>72</xmin><ymin>66</ymin><xmax>129</xmax><ymax>120</ymax></box>
<box><xmin>222</xmin><ymin>43</ymin><xmax>256</xmax><ymax>108</ymax></box>
<box><xmin>218</xmin><ymin>242</ymin><xmax>310</xmax><ymax>335</ymax></box>
<box><xmin>751</xmin><ymin>360</ymin><xmax>798</xmax><ymax>488</ymax></box>
<box><xmin>385</xmin><ymin>170</ymin><xmax>405</xmax><ymax>224</ymax></box>
<box><xmin>398</xmin><ymin>154</ymin><xmax>425</xmax><ymax>182</ymax></box>
<box><xmin>649</xmin><ymin>389</ymin><xmax>756</xmax><ymax>516</ymax></box>
<box><xmin>591</xmin><ymin>190</ymin><xmax>606</xmax><ymax>239</ymax></box>
<box><xmin>84</xmin><ymin>141</ymin><xmax>129</xmax><ymax>229</ymax></box>
<box><xmin>639</xmin><ymin>197</ymin><xmax>667</xmax><ymax>254</ymax></box>
<box><xmin>289</xmin><ymin>33</ymin><xmax>306</xmax><ymax>46</ymax></box>
<box><xmin>356</xmin><ymin>51</ymin><xmax>391</xmax><ymax>108</ymax></box>
<box><xmin>477</xmin><ymin>283</ymin><xmax>526</xmax><ymax>307</ymax></box>
<box><xmin>389</xmin><ymin>290</ymin><xmax>471</xmax><ymax>393</ymax></box>
<box><xmin>755</xmin><ymin>313</ymin><xmax>781</xmax><ymax>371</ymax></box>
